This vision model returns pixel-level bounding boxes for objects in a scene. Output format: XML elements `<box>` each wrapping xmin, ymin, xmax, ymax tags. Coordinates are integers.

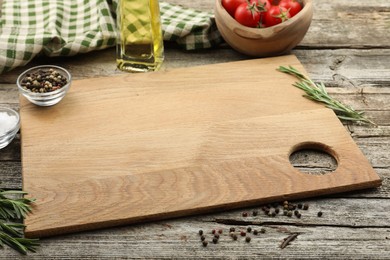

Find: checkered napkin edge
<box><xmin>0</xmin><ymin>0</ymin><xmax>222</xmax><ymax>74</ymax></box>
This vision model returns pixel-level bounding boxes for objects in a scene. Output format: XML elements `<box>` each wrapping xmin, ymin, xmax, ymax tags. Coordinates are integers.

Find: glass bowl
<box><xmin>17</xmin><ymin>65</ymin><xmax>72</xmax><ymax>106</ymax></box>
<box><xmin>0</xmin><ymin>107</ymin><xmax>20</xmax><ymax>149</ymax></box>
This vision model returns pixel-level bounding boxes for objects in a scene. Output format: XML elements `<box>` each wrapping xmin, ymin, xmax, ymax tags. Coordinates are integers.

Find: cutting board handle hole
<box><xmin>289</xmin><ymin>142</ymin><xmax>338</xmax><ymax>175</ymax></box>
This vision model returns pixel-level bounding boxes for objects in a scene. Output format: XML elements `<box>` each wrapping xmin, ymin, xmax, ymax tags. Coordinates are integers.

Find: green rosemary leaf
<box><xmin>277</xmin><ymin>66</ymin><xmax>377</xmax><ymax>126</ymax></box>
<box><xmin>0</xmin><ymin>207</ymin><xmax>15</xmax><ymax>219</ymax></box>
<box><xmin>0</xmin><ymin>191</ymin><xmax>28</xmax><ymax>196</ymax></box>
<box><xmin>337</xmin><ymin>115</ymin><xmax>365</xmax><ymax>122</ymax></box>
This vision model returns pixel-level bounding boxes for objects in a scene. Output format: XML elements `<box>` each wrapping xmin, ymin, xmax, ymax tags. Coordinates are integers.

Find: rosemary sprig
<box><xmin>277</xmin><ymin>65</ymin><xmax>376</xmax><ymax>126</ymax></box>
<box><xmin>0</xmin><ymin>185</ymin><xmax>39</xmax><ymax>255</ymax></box>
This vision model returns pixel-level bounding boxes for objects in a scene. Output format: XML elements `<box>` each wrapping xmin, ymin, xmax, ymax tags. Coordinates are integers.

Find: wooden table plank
<box><xmin>0</xmin><ymin>0</ymin><xmax>389</xmax><ymax>258</ymax></box>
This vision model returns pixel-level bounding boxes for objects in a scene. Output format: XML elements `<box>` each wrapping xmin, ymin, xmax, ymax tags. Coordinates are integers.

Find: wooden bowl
<box><xmin>214</xmin><ymin>0</ymin><xmax>313</xmax><ymax>57</ymax></box>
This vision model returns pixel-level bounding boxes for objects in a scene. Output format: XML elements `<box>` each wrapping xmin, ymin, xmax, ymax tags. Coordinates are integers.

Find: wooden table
<box><xmin>1</xmin><ymin>0</ymin><xmax>389</xmax><ymax>258</ymax></box>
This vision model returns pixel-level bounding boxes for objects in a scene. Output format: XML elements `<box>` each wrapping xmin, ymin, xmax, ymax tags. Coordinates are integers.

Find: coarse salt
<box><xmin>0</xmin><ymin>112</ymin><xmax>18</xmax><ymax>135</ymax></box>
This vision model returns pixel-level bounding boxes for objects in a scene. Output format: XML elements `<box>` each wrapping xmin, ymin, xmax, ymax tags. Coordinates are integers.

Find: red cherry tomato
<box><xmin>278</xmin><ymin>0</ymin><xmax>302</xmax><ymax>17</ymax></box>
<box><xmin>263</xmin><ymin>5</ymin><xmax>291</xmax><ymax>27</ymax></box>
<box><xmin>250</xmin><ymin>0</ymin><xmax>271</xmax><ymax>26</ymax></box>
<box><xmin>222</xmin><ymin>0</ymin><xmax>246</xmax><ymax>17</ymax></box>
<box><xmin>250</xmin><ymin>0</ymin><xmax>271</xmax><ymax>12</ymax></box>
<box><xmin>234</xmin><ymin>2</ymin><xmax>262</xmax><ymax>28</ymax></box>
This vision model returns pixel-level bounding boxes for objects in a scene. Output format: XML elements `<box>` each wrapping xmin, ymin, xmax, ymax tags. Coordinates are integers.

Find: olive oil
<box><xmin>116</xmin><ymin>0</ymin><xmax>164</xmax><ymax>72</ymax></box>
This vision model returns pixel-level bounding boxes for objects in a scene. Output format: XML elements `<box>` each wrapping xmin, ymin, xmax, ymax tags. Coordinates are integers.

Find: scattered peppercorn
<box><xmin>230</xmin><ymin>227</ymin><xmax>236</xmax><ymax>232</ymax></box>
<box><xmin>212</xmin><ymin>237</ymin><xmax>218</xmax><ymax>244</ymax></box>
<box><xmin>200</xmin><ymin>235</ymin><xmax>206</xmax><ymax>241</ymax></box>
<box><xmin>317</xmin><ymin>211</ymin><xmax>323</xmax><ymax>217</ymax></box>
<box><xmin>287</xmin><ymin>211</ymin><xmax>293</xmax><ymax>217</ymax></box>
<box><xmin>275</xmin><ymin>208</ymin><xmax>280</xmax><ymax>214</ymax></box>
<box><xmin>296</xmin><ymin>213</ymin><xmax>302</xmax><ymax>218</ymax></box>
<box><xmin>242</xmin><ymin>212</ymin><xmax>248</xmax><ymax>217</ymax></box>
<box><xmin>260</xmin><ymin>228</ymin><xmax>266</xmax><ymax>234</ymax></box>
<box><xmin>218</xmin><ymin>229</ymin><xmax>223</xmax><ymax>234</ymax></box>
<box><xmin>199</xmin><ymin>230</ymin><xmax>203</xmax><ymax>236</ymax></box>
<box><xmin>297</xmin><ymin>203</ymin><xmax>303</xmax><ymax>209</ymax></box>
<box><xmin>202</xmin><ymin>241</ymin><xmax>208</xmax><ymax>247</ymax></box>
<box><xmin>232</xmin><ymin>234</ymin><xmax>238</xmax><ymax>240</ymax></box>
<box><xmin>289</xmin><ymin>204</ymin><xmax>296</xmax><ymax>210</ymax></box>
<box><xmin>247</xmin><ymin>227</ymin><xmax>252</xmax><ymax>233</ymax></box>
<box><xmin>294</xmin><ymin>210</ymin><xmax>299</xmax><ymax>216</ymax></box>
<box><xmin>214</xmin><ymin>234</ymin><xmax>220</xmax><ymax>239</ymax></box>
<box><xmin>252</xmin><ymin>210</ymin><xmax>258</xmax><ymax>216</ymax></box>
<box><xmin>245</xmin><ymin>236</ymin><xmax>251</xmax><ymax>243</ymax></box>
<box><xmin>240</xmin><ymin>231</ymin><xmax>246</xmax><ymax>236</ymax></box>
<box><xmin>253</xmin><ymin>230</ymin><xmax>259</xmax><ymax>235</ymax></box>
<box><xmin>303</xmin><ymin>204</ymin><xmax>309</xmax><ymax>210</ymax></box>
<box><xmin>283</xmin><ymin>210</ymin><xmax>288</xmax><ymax>216</ymax></box>
<box><xmin>212</xmin><ymin>229</ymin><xmax>216</xmax><ymax>235</ymax></box>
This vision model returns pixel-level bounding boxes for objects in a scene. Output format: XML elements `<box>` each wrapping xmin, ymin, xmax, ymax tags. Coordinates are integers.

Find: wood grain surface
<box><xmin>19</xmin><ymin>55</ymin><xmax>381</xmax><ymax>238</ymax></box>
<box><xmin>1</xmin><ymin>0</ymin><xmax>389</xmax><ymax>258</ymax></box>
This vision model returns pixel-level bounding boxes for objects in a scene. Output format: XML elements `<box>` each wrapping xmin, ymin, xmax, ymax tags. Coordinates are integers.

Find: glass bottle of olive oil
<box><xmin>116</xmin><ymin>0</ymin><xmax>164</xmax><ymax>72</ymax></box>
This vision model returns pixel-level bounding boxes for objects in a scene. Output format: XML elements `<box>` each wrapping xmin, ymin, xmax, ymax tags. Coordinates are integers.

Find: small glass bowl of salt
<box><xmin>0</xmin><ymin>107</ymin><xmax>20</xmax><ymax>149</ymax></box>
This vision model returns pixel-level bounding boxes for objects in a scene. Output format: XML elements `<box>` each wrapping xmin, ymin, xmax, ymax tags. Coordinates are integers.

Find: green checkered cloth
<box><xmin>0</xmin><ymin>0</ymin><xmax>222</xmax><ymax>74</ymax></box>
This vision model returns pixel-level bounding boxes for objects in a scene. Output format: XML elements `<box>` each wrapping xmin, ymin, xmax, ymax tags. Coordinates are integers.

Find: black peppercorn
<box><xmin>247</xmin><ymin>227</ymin><xmax>252</xmax><ymax>233</ymax></box>
<box><xmin>275</xmin><ymin>208</ymin><xmax>280</xmax><ymax>214</ymax></box>
<box><xmin>294</xmin><ymin>210</ymin><xmax>299</xmax><ymax>216</ymax></box>
<box><xmin>200</xmin><ymin>235</ymin><xmax>206</xmax><ymax>241</ymax></box>
<box><xmin>253</xmin><ymin>230</ymin><xmax>259</xmax><ymax>235</ymax></box>
<box><xmin>260</xmin><ymin>228</ymin><xmax>266</xmax><ymax>234</ymax></box>
<box><xmin>242</xmin><ymin>212</ymin><xmax>248</xmax><ymax>217</ymax></box>
<box><xmin>303</xmin><ymin>203</ymin><xmax>309</xmax><ymax>210</ymax></box>
<box><xmin>317</xmin><ymin>211</ymin><xmax>323</xmax><ymax>217</ymax></box>
<box><xmin>20</xmin><ymin>68</ymin><xmax>68</xmax><ymax>93</ymax></box>
<box><xmin>199</xmin><ymin>230</ymin><xmax>203</xmax><ymax>236</ymax></box>
<box><xmin>214</xmin><ymin>234</ymin><xmax>220</xmax><ymax>239</ymax></box>
<box><xmin>252</xmin><ymin>210</ymin><xmax>258</xmax><ymax>216</ymax></box>
<box><xmin>283</xmin><ymin>210</ymin><xmax>288</xmax><ymax>216</ymax></box>
<box><xmin>212</xmin><ymin>237</ymin><xmax>218</xmax><ymax>244</ymax></box>
<box><xmin>202</xmin><ymin>241</ymin><xmax>208</xmax><ymax>247</ymax></box>
<box><xmin>287</xmin><ymin>211</ymin><xmax>293</xmax><ymax>217</ymax></box>
<box><xmin>232</xmin><ymin>234</ymin><xmax>238</xmax><ymax>240</ymax></box>
<box><xmin>245</xmin><ymin>236</ymin><xmax>251</xmax><ymax>243</ymax></box>
<box><xmin>230</xmin><ymin>227</ymin><xmax>235</xmax><ymax>232</ymax></box>
<box><xmin>297</xmin><ymin>213</ymin><xmax>302</xmax><ymax>218</ymax></box>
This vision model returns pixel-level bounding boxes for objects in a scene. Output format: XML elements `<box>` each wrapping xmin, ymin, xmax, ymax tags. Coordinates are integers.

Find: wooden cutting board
<box><xmin>20</xmin><ymin>55</ymin><xmax>381</xmax><ymax>238</ymax></box>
